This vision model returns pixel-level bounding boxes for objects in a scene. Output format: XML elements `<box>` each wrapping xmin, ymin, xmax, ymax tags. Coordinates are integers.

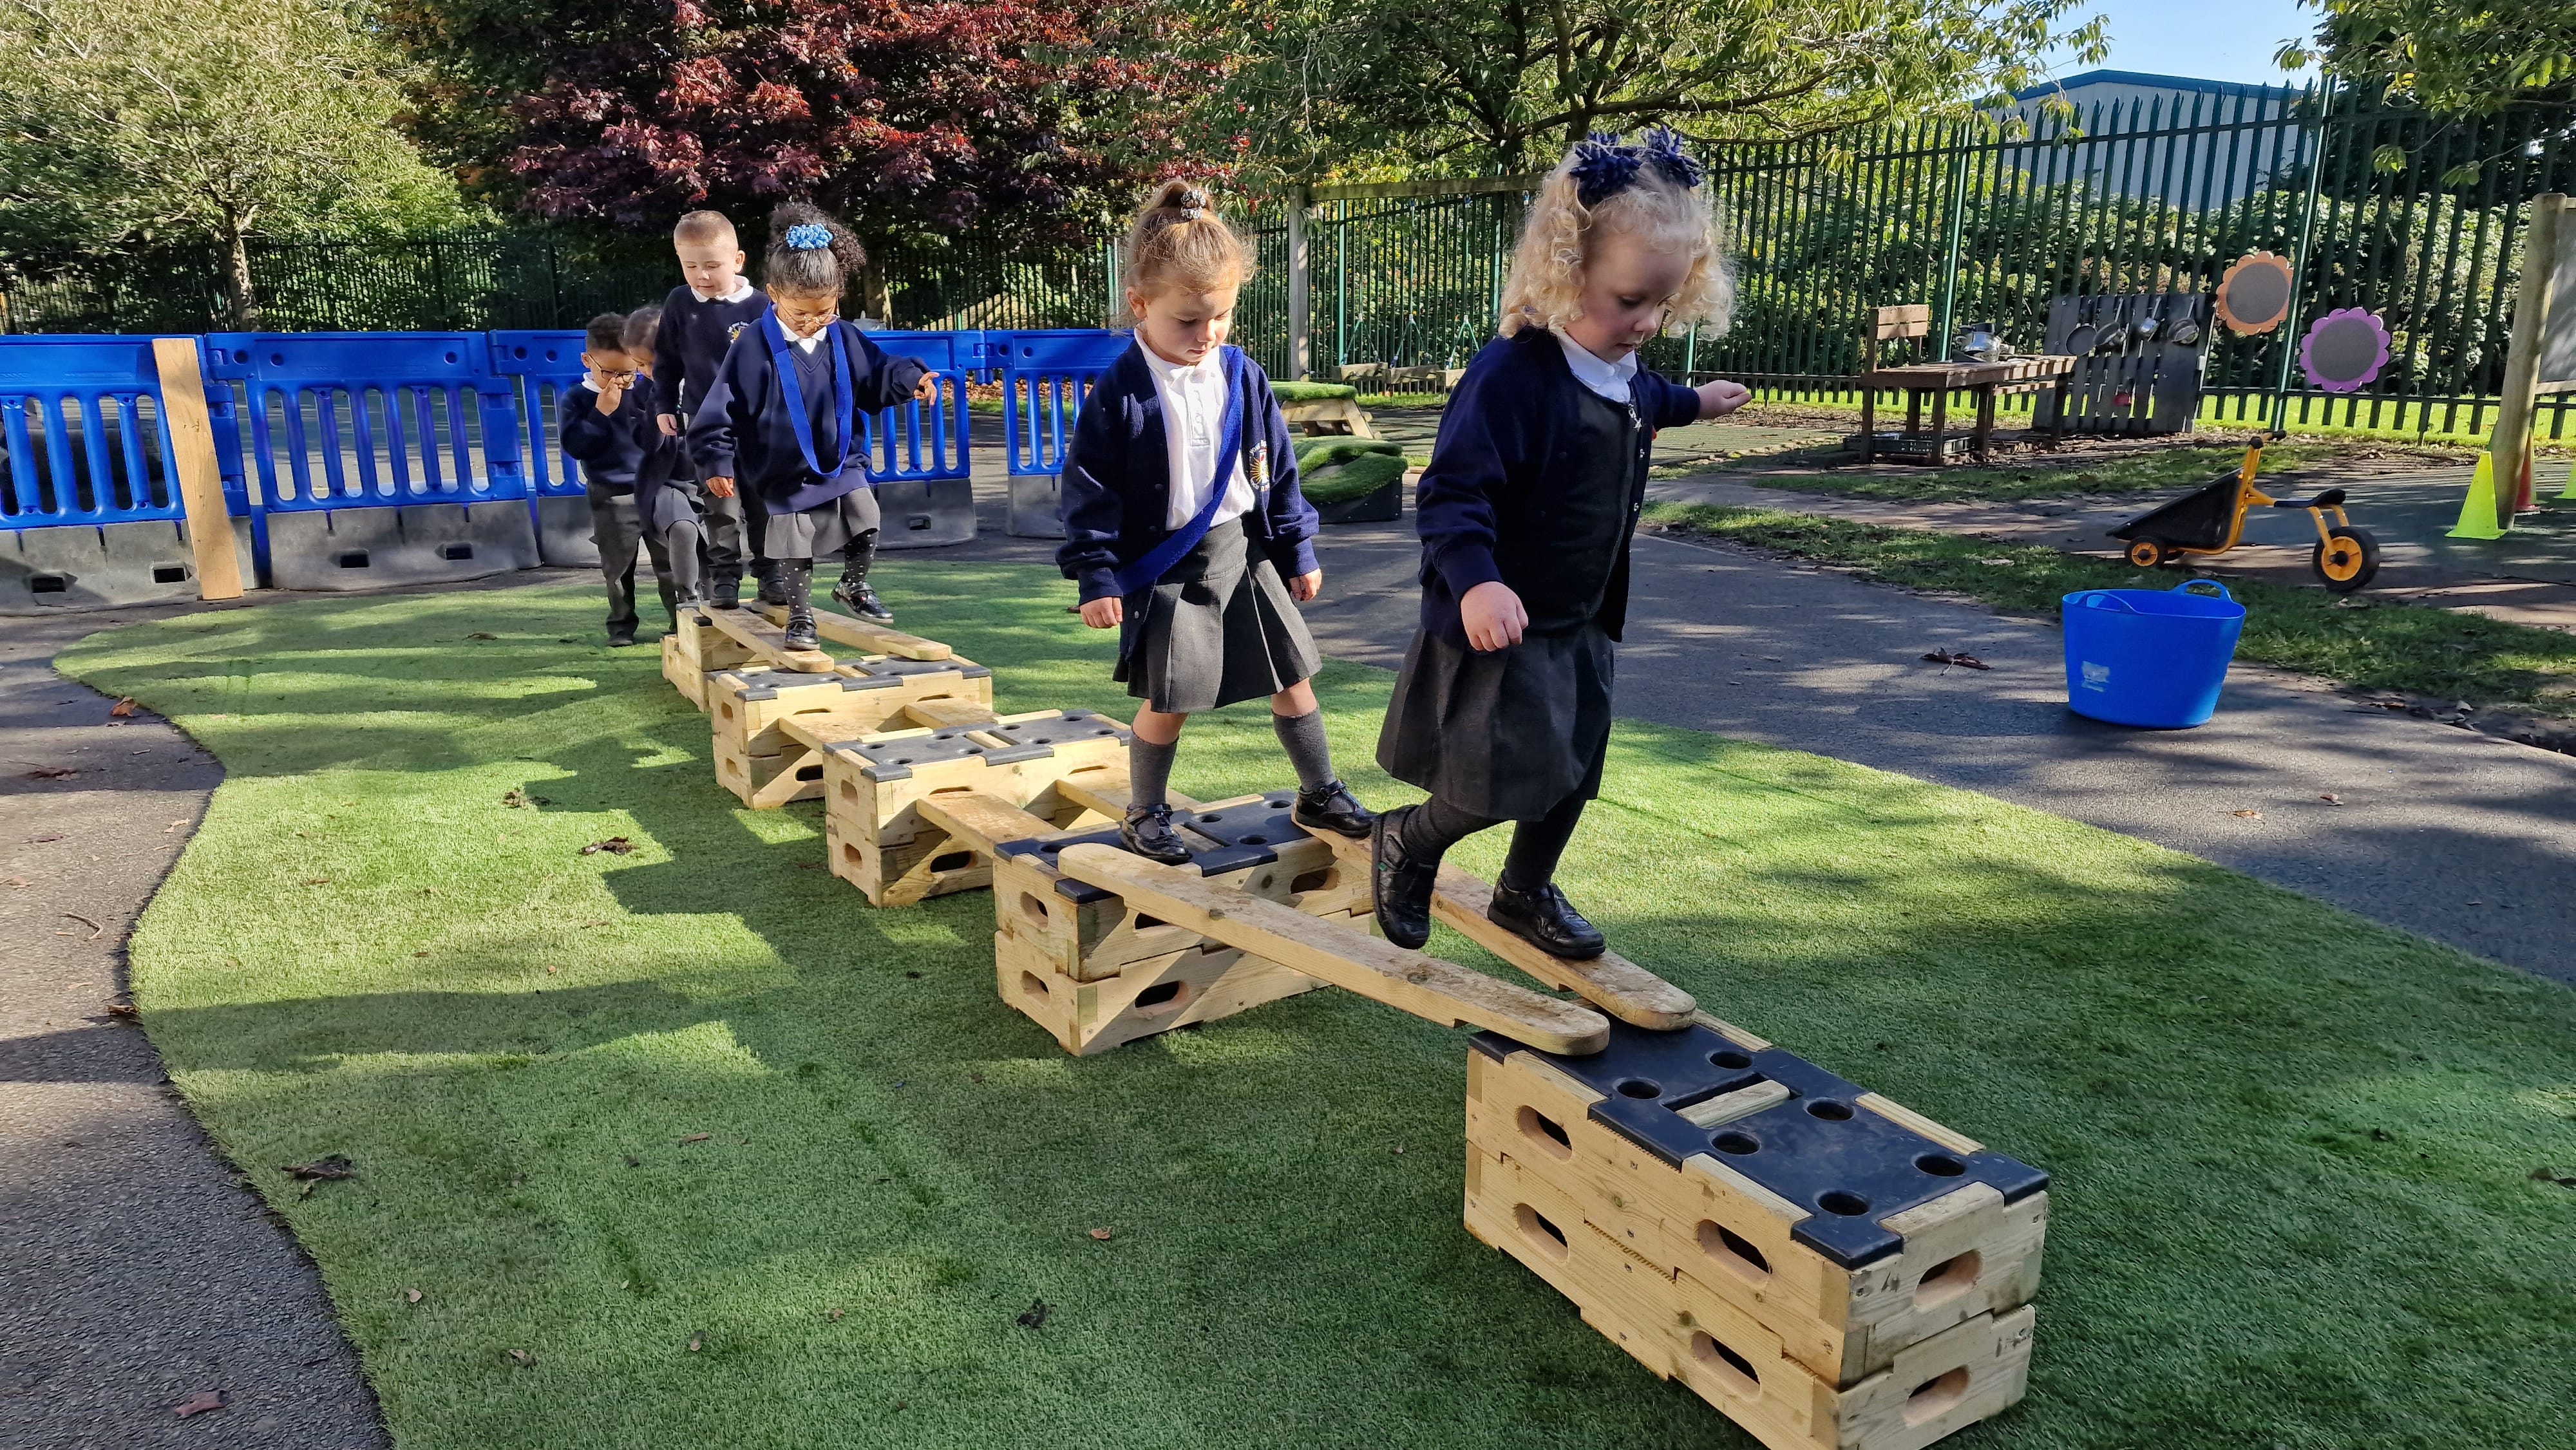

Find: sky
<box><xmin>2044</xmin><ymin>0</ymin><xmax>2322</xmax><ymax>88</ymax></box>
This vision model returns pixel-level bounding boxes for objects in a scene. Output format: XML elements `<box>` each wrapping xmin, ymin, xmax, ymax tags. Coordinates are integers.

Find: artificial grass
<box><xmin>1298</xmin><ymin>438</ymin><xmax>1410</xmax><ymax>504</ymax></box>
<box><xmin>59</xmin><ymin>572</ymin><xmax>2576</xmax><ymax>1450</ymax></box>
<box><xmin>1271</xmin><ymin>380</ymin><xmax>1359</xmax><ymax>403</ymax></box>
<box><xmin>1643</xmin><ymin>502</ymin><xmax>2576</xmax><ymax>721</ymax></box>
<box><xmin>1730</xmin><ymin>441</ymin><xmax>2454</xmax><ymax>505</ymax></box>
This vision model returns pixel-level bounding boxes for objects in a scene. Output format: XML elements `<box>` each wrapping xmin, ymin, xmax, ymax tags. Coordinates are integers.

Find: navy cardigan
<box><xmin>1412</xmin><ymin>330</ymin><xmax>1701</xmax><ymax>646</ymax></box>
<box><xmin>687</xmin><ymin>321</ymin><xmax>928</xmax><ymax>513</ymax></box>
<box><xmin>1056</xmin><ymin>341</ymin><xmax>1321</xmax><ymax>605</ymax></box>
<box><xmin>560</xmin><ymin>374</ymin><xmax>677</xmax><ymax>496</ymax></box>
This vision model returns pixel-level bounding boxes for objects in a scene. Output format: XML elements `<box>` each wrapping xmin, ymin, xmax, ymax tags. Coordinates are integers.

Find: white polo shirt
<box><xmin>1555</xmin><ymin>329</ymin><xmax>1639</xmax><ymax>404</ymax></box>
<box><xmin>1139</xmin><ymin>344</ymin><xmax>1255</xmax><ymax>532</ymax></box>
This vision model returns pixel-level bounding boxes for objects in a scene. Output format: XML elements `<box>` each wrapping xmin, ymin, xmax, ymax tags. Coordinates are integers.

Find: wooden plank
<box><xmin>701</xmin><ymin>605</ymin><xmax>834</xmax><ymax>673</ymax></box>
<box><xmin>917</xmin><ymin>792</ymin><xmax>1062</xmax><ymax>856</ymax></box>
<box><xmin>1052</xmin><ymin>776</ymin><xmax>1202</xmax><ymax>820</ymax></box>
<box><xmin>900</xmin><ymin>695</ymin><xmax>1001</xmax><ymax>730</ymax></box>
<box><xmin>148</xmin><ymin>339</ymin><xmax>245</xmax><ymax>601</ymax></box>
<box><xmin>1056</xmin><ymin>843</ymin><xmax>1609</xmax><ymax>1054</ymax></box>
<box><xmin>761</xmin><ymin>603</ymin><xmax>951</xmax><ymax>661</ymax></box>
<box><xmin>1302</xmin><ymin>827</ymin><xmax>1696</xmax><ymax>1030</ymax></box>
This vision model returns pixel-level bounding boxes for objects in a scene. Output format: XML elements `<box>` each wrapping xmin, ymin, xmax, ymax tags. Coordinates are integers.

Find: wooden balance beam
<box><xmin>1056</xmin><ymin>843</ymin><xmax>1609</xmax><ymax>1055</ymax></box>
<box><xmin>699</xmin><ymin>605</ymin><xmax>835</xmax><ymax>673</ymax></box>
<box><xmin>1298</xmin><ymin>827</ymin><xmax>1697</xmax><ymax>1033</ymax></box>
<box><xmin>759</xmin><ymin>603</ymin><xmax>951</xmax><ymax>661</ymax></box>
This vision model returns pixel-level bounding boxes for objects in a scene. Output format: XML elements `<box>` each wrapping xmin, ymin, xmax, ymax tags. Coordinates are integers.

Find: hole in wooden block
<box><xmin>1512</xmin><ymin>1204</ymin><xmax>1569</xmax><ymax>1261</ymax></box>
<box><xmin>1709</xmin><ymin>1049</ymin><xmax>1753</xmax><ymax>1070</ymax></box>
<box><xmin>1711</xmin><ymin>1131</ymin><xmax>1759</xmax><ymax>1156</ymax></box>
<box><xmin>1133</xmin><ymin>979</ymin><xmax>1188</xmax><ymax>1014</ymax></box>
<box><xmin>838</xmin><ymin>782</ymin><xmax>858</xmax><ymax>800</ymax></box>
<box><xmin>930</xmin><ymin>851</ymin><xmax>973</xmax><ymax>872</ymax></box>
<box><xmin>1807</xmin><ymin>1099</ymin><xmax>1854</xmax><ymax>1121</ymax></box>
<box><xmin>1916</xmin><ymin>1153</ymin><xmax>1966</xmax><ymax>1178</ymax></box>
<box><xmin>1516</xmin><ymin>1106</ymin><xmax>1573</xmax><ymax>1160</ymax></box>
<box><xmin>1689</xmin><ymin>1332</ymin><xmax>1761</xmax><ymax>1398</ymax></box>
<box><xmin>1290</xmin><ymin>866</ymin><xmax>1338</xmax><ymax>894</ymax></box>
<box><xmin>796</xmin><ymin>765</ymin><xmax>823</xmax><ymax>782</ymax></box>
<box><xmin>1818</xmin><ymin>1190</ymin><xmax>1872</xmax><ymax>1218</ymax></box>
<box><xmin>1615</xmin><ymin>1078</ymin><xmax>1663</xmax><ymax>1099</ymax></box>
<box><xmin>1915</xmin><ymin>1250</ymin><xmax>1982</xmax><ymax>1310</ymax></box>
<box><xmin>1903</xmin><ymin>1368</ymin><xmax>1971</xmax><ymax>1426</ymax></box>
<box><xmin>718</xmin><ymin>702</ymin><xmax>736</xmax><ymax>722</ymax></box>
<box><xmin>1019</xmin><ymin>972</ymin><xmax>1051</xmax><ymax>1001</ymax></box>
<box><xmin>1019</xmin><ymin>892</ymin><xmax>1051</xmax><ymax>928</ymax></box>
<box><xmin>841</xmin><ymin>843</ymin><xmax>861</xmax><ymax>865</ymax></box>
<box><xmin>1135</xmin><ymin>913</ymin><xmax>1166</xmax><ymax>930</ymax></box>
<box><xmin>1696</xmin><ymin>1221</ymin><xmax>1771</xmax><ymax>1283</ymax></box>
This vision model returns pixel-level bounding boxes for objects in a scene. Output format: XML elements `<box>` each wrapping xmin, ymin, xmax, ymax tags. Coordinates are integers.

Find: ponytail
<box><xmin>1121</xmin><ymin>180</ymin><xmax>1249</xmax><ymax>298</ymax></box>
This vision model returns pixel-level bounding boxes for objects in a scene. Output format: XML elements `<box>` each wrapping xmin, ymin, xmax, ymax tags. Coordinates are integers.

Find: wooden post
<box><xmin>149</xmin><ymin>338</ymin><xmax>245</xmax><ymax>601</ymax></box>
<box><xmin>1286</xmin><ymin>186</ymin><xmax>1312</xmax><ymax>381</ymax></box>
<box><xmin>2491</xmin><ymin>194</ymin><xmax>2568</xmax><ymax>531</ymax></box>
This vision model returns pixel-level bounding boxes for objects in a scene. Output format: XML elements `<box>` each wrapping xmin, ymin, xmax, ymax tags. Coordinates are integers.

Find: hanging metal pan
<box><xmin>2061</xmin><ymin>321</ymin><xmax>2099</xmax><ymax>357</ymax></box>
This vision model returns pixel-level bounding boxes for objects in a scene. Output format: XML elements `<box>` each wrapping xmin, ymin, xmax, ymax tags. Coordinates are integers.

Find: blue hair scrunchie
<box><xmin>1640</xmin><ymin>127</ymin><xmax>1705</xmax><ymax>191</ymax></box>
<box><xmin>1569</xmin><ymin>128</ymin><xmax>1704</xmax><ymax>207</ymax></box>
<box><xmin>784</xmin><ymin>223</ymin><xmax>834</xmax><ymax>252</ymax></box>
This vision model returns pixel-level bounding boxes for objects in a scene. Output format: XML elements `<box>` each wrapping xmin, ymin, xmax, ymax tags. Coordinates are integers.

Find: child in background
<box><xmin>618</xmin><ymin>305</ymin><xmax>710</xmax><ymax>616</ymax></box>
<box><xmin>1056</xmin><ymin>181</ymin><xmax>1372</xmax><ymax>865</ymax></box>
<box><xmin>652</xmin><ymin>210</ymin><xmax>770</xmax><ymax>609</ymax></box>
<box><xmin>1370</xmin><ymin>130</ymin><xmax>1749</xmax><ymax>958</ymax></box>
<box><xmin>690</xmin><ymin>203</ymin><xmax>936</xmax><ymax>652</ymax></box>
<box><xmin>560</xmin><ymin>311</ymin><xmax>681</xmax><ymax>646</ymax></box>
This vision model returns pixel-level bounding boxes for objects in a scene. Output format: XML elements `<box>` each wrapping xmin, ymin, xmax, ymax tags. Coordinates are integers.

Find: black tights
<box><xmin>1397</xmin><ymin>791</ymin><xmax>1589</xmax><ymax>893</ymax></box>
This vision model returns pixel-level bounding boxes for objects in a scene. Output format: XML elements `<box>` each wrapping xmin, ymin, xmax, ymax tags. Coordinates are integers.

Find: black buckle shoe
<box><xmin>1487</xmin><ymin>881</ymin><xmax>1606</xmax><ymax>960</ymax></box>
<box><xmin>832</xmin><ymin>574</ymin><xmax>895</xmax><ymax>623</ymax></box>
<box><xmin>1371</xmin><ymin>805</ymin><xmax>1437</xmax><ymax>950</ymax></box>
<box><xmin>1120</xmin><ymin>804</ymin><xmax>1193</xmax><ymax>867</ymax></box>
<box><xmin>1294</xmin><ymin>780</ymin><xmax>1374</xmax><ymax>838</ymax></box>
<box><xmin>756</xmin><ymin>563</ymin><xmax>790</xmax><ymax>608</ymax></box>
<box><xmin>781</xmin><ymin>606</ymin><xmax>820</xmax><ymax>652</ymax></box>
<box><xmin>708</xmin><ymin>574</ymin><xmax>743</xmax><ymax>610</ymax></box>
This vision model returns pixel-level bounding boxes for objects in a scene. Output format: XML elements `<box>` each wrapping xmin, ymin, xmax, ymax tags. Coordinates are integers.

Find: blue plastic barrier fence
<box><xmin>992</xmin><ymin>329</ymin><xmax>1130</xmax><ymax>538</ymax></box>
<box><xmin>202</xmin><ymin>332</ymin><xmax>538</xmax><ymax>588</ymax></box>
<box><xmin>858</xmin><ymin>329</ymin><xmax>983</xmax><ymax>484</ymax></box>
<box><xmin>486</xmin><ymin>330</ymin><xmax>591</xmax><ymax>497</ymax></box>
<box><xmin>0</xmin><ymin>335</ymin><xmax>261</xmax><ymax>610</ymax></box>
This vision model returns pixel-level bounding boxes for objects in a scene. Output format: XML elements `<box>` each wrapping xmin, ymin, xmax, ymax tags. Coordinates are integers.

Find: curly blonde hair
<box><xmin>1497</xmin><ymin>144</ymin><xmax>1733</xmax><ymax>339</ymax></box>
<box><xmin>1122</xmin><ymin>180</ymin><xmax>1252</xmax><ymax>299</ymax></box>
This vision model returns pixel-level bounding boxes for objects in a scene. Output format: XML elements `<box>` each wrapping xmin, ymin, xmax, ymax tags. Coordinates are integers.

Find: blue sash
<box><xmin>1113</xmin><ymin>346</ymin><xmax>1256</xmax><ymax>597</ymax></box>
<box><xmin>764</xmin><ymin>314</ymin><xmax>859</xmax><ymax>483</ymax></box>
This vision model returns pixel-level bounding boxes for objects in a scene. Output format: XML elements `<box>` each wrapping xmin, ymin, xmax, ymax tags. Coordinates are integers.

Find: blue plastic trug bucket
<box><xmin>2062</xmin><ymin>580</ymin><xmax>2247</xmax><ymax>728</ymax></box>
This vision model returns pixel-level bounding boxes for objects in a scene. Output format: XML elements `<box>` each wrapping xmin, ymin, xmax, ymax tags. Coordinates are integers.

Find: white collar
<box><xmin>1138</xmin><ymin>341</ymin><xmax>1220</xmax><ymax>381</ymax></box>
<box><xmin>692</xmin><ymin>279</ymin><xmax>757</xmax><ymax>305</ymax></box>
<box><xmin>1553</xmin><ymin>330</ymin><xmax>1638</xmax><ymax>402</ymax></box>
<box><xmin>781</xmin><ymin>318</ymin><xmax>833</xmax><ymax>352</ymax></box>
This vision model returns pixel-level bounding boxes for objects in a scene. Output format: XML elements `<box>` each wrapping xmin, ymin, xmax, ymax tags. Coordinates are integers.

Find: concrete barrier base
<box><xmin>1005</xmin><ymin>474</ymin><xmax>1065</xmax><ymax>539</ymax></box>
<box><xmin>264</xmin><ymin>502</ymin><xmax>540</xmax><ymax>592</ymax></box>
<box><xmin>875</xmin><ymin>478</ymin><xmax>977</xmax><ymax>550</ymax></box>
<box><xmin>1</xmin><ymin>518</ymin><xmax>259</xmax><ymax>615</ymax></box>
<box><xmin>535</xmin><ymin>495</ymin><xmax>601</xmax><ymax>568</ymax></box>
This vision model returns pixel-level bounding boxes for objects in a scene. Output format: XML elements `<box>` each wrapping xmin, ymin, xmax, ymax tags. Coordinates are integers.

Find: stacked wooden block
<box><xmin>821</xmin><ymin>710</ymin><xmax>1133</xmax><ymax>907</ymax></box>
<box><xmin>709</xmin><ymin>657</ymin><xmax>995</xmax><ymax>808</ymax></box>
<box><xmin>662</xmin><ymin>613</ymin><xmax>755</xmax><ymax>708</ymax></box>
<box><xmin>992</xmin><ymin>791</ymin><xmax>1375</xmax><ymax>1055</ymax></box>
<box><xmin>1464</xmin><ymin>1020</ymin><xmax>2049</xmax><ymax>1450</ymax></box>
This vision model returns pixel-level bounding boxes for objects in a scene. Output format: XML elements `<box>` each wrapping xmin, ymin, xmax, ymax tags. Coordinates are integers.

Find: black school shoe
<box><xmin>1487</xmin><ymin>881</ymin><xmax>1606</xmax><ymax>959</ymax></box>
<box><xmin>606</xmin><ymin>632</ymin><xmax>638</xmax><ymax>648</ymax></box>
<box><xmin>708</xmin><ymin>573</ymin><xmax>743</xmax><ymax>610</ymax></box>
<box><xmin>1294</xmin><ymin>780</ymin><xmax>1374</xmax><ymax>838</ymax></box>
<box><xmin>1370</xmin><ymin>805</ymin><xmax>1437</xmax><ymax>950</ymax></box>
<box><xmin>831</xmin><ymin>574</ymin><xmax>895</xmax><ymax>623</ymax></box>
<box><xmin>1120</xmin><ymin>804</ymin><xmax>1193</xmax><ymax>867</ymax></box>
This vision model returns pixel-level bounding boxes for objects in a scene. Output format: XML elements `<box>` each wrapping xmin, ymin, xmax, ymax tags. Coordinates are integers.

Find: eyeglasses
<box><xmin>593</xmin><ymin>369</ymin><xmax>639</xmax><ymax>384</ymax></box>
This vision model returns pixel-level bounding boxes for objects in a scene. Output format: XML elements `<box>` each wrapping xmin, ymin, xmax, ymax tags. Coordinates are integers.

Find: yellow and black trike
<box><xmin>2108</xmin><ymin>440</ymin><xmax>2380</xmax><ymax>592</ymax></box>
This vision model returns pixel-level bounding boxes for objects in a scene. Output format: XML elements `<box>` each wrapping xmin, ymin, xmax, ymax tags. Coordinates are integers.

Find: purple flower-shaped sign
<box><xmin>2299</xmin><ymin>307</ymin><xmax>2392</xmax><ymax>394</ymax></box>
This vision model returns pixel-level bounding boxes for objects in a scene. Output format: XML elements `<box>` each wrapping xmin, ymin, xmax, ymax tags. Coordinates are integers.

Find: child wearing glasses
<box><xmin>561</xmin><ymin>310</ymin><xmax>681</xmax><ymax>646</ymax></box>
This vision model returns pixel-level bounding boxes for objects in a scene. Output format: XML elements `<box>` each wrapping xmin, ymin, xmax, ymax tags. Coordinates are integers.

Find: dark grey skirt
<box><xmin>637</xmin><ymin>477</ymin><xmax>703</xmax><ymax>540</ymax></box>
<box><xmin>1376</xmin><ymin>623</ymin><xmax>1615</xmax><ymax>820</ymax></box>
<box><xmin>759</xmin><ymin>485</ymin><xmax>879</xmax><ymax>560</ymax></box>
<box><xmin>1116</xmin><ymin>516</ymin><xmax>1321</xmax><ymax>714</ymax></box>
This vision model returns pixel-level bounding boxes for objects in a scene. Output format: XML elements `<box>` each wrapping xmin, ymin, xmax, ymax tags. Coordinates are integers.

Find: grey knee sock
<box><xmin>1129</xmin><ymin>734</ymin><xmax>1177</xmax><ymax>811</ymax></box>
<box><xmin>1272</xmin><ymin>708</ymin><xmax>1336</xmax><ymax>792</ymax></box>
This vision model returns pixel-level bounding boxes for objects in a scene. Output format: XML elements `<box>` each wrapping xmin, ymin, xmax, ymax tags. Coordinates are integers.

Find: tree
<box><xmin>2282</xmin><ymin>1</ymin><xmax>2576</xmax><ymax>117</ymax></box>
<box><xmin>1192</xmin><ymin>0</ymin><xmax>2108</xmax><ymax>180</ymax></box>
<box><xmin>0</xmin><ymin>0</ymin><xmax>469</xmax><ymax>323</ymax></box>
<box><xmin>389</xmin><ymin>0</ymin><xmax>1204</xmax><ymax>318</ymax></box>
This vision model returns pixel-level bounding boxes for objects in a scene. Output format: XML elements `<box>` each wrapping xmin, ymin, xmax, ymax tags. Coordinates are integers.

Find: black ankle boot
<box><xmin>755</xmin><ymin>560</ymin><xmax>790</xmax><ymax>608</ymax></box>
<box><xmin>708</xmin><ymin>572</ymin><xmax>743</xmax><ymax>610</ymax></box>
<box><xmin>831</xmin><ymin>536</ymin><xmax>893</xmax><ymax>622</ymax></box>
<box><xmin>774</xmin><ymin>561</ymin><xmax>819</xmax><ymax>650</ymax></box>
<box><xmin>1120</xmin><ymin>803</ymin><xmax>1192</xmax><ymax>866</ymax></box>
<box><xmin>1487</xmin><ymin>881</ymin><xmax>1605</xmax><ymax>960</ymax></box>
<box><xmin>1294</xmin><ymin>780</ymin><xmax>1374</xmax><ymax>838</ymax></box>
<box><xmin>1371</xmin><ymin>805</ymin><xmax>1438</xmax><ymax>950</ymax></box>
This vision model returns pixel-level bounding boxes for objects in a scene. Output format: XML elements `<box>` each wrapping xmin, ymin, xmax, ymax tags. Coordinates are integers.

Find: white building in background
<box><xmin>1995</xmin><ymin>69</ymin><xmax>2312</xmax><ymax>205</ymax></box>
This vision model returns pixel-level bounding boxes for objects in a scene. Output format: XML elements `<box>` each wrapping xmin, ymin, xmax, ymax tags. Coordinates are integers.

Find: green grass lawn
<box><xmin>1714</xmin><ymin>440</ymin><xmax>2464</xmax><ymax>505</ymax></box>
<box><xmin>60</xmin><ymin>572</ymin><xmax>2576</xmax><ymax>1450</ymax></box>
<box><xmin>1643</xmin><ymin>502</ymin><xmax>2576</xmax><ymax>722</ymax></box>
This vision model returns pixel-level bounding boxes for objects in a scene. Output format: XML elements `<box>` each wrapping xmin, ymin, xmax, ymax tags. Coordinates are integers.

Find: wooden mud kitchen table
<box><xmin>1858</xmin><ymin>355</ymin><xmax>2078</xmax><ymax>464</ymax></box>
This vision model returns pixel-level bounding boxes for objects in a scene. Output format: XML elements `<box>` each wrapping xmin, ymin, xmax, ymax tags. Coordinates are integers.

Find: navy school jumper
<box><xmin>652</xmin><ymin>286</ymin><xmax>773</xmax><ymax>420</ymax></box>
<box><xmin>1055</xmin><ymin>340</ymin><xmax>1321</xmax><ymax>604</ymax></box>
<box><xmin>558</xmin><ymin>373</ymin><xmax>678</xmax><ymax>496</ymax></box>
<box><xmin>1412</xmin><ymin>329</ymin><xmax>1701</xmax><ymax>648</ymax></box>
<box><xmin>687</xmin><ymin>321</ymin><xmax>929</xmax><ymax>514</ymax></box>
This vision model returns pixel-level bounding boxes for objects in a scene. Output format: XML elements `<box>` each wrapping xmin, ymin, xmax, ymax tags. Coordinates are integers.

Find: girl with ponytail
<box><xmin>1056</xmin><ymin>180</ymin><xmax>1374</xmax><ymax>865</ymax></box>
<box><xmin>688</xmin><ymin>203</ymin><xmax>939</xmax><ymax>650</ymax></box>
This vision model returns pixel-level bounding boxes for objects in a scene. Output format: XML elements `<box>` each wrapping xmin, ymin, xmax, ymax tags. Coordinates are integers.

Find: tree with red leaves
<box><xmin>387</xmin><ymin>0</ymin><xmax>1202</xmax><ymax>314</ymax></box>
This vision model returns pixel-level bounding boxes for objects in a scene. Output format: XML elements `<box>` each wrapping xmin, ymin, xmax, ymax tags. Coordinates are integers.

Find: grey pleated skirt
<box><xmin>1116</xmin><ymin>516</ymin><xmax>1321</xmax><ymax>714</ymax></box>
<box><xmin>636</xmin><ymin>477</ymin><xmax>703</xmax><ymax>540</ymax></box>
<box><xmin>1376</xmin><ymin>623</ymin><xmax>1615</xmax><ymax>821</ymax></box>
<box><xmin>759</xmin><ymin>485</ymin><xmax>879</xmax><ymax>560</ymax></box>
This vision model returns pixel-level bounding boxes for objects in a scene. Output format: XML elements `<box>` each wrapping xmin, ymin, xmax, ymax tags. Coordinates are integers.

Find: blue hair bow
<box><xmin>1569</xmin><ymin>128</ymin><xmax>1703</xmax><ymax>207</ymax></box>
<box><xmin>784</xmin><ymin>223</ymin><xmax>833</xmax><ymax>251</ymax></box>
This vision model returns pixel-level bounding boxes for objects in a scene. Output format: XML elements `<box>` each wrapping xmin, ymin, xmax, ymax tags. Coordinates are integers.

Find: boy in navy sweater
<box><xmin>689</xmin><ymin>203</ymin><xmax>937</xmax><ymax>655</ymax></box>
<box><xmin>561</xmin><ymin>312</ymin><xmax>682</xmax><ymax>646</ymax></box>
<box><xmin>652</xmin><ymin>211</ymin><xmax>772</xmax><ymax>608</ymax></box>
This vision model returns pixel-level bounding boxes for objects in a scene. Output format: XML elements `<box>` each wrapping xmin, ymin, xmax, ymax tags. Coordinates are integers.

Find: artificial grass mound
<box><xmin>1270</xmin><ymin>379</ymin><xmax>1359</xmax><ymax>403</ymax></box>
<box><xmin>61</xmin><ymin>573</ymin><xmax>2576</xmax><ymax>1450</ymax></box>
<box><xmin>1297</xmin><ymin>437</ymin><xmax>1410</xmax><ymax>504</ymax></box>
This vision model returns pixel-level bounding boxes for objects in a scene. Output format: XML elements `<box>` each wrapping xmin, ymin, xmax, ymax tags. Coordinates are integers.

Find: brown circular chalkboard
<box><xmin>2215</xmin><ymin>252</ymin><xmax>2294</xmax><ymax>334</ymax></box>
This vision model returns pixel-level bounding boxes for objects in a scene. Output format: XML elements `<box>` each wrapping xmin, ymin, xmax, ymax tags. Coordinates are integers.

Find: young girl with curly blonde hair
<box><xmin>1372</xmin><ymin>129</ymin><xmax>1748</xmax><ymax>958</ymax></box>
<box><xmin>1056</xmin><ymin>180</ymin><xmax>1372</xmax><ymax>865</ymax></box>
